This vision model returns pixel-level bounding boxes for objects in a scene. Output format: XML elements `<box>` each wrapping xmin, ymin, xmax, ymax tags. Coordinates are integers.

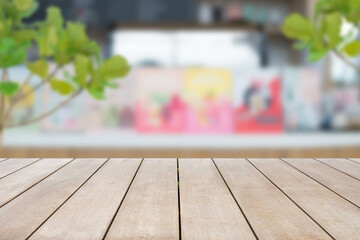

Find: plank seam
<box><xmin>25</xmin><ymin>158</ymin><xmax>111</xmax><ymax>239</ymax></box>
<box><xmin>246</xmin><ymin>158</ymin><xmax>336</xmax><ymax>240</ymax></box>
<box><xmin>177</xmin><ymin>158</ymin><xmax>182</xmax><ymax>240</ymax></box>
<box><xmin>0</xmin><ymin>158</ymin><xmax>76</xmax><ymax>208</ymax></box>
<box><xmin>346</xmin><ymin>158</ymin><xmax>360</xmax><ymax>165</ymax></box>
<box><xmin>212</xmin><ymin>158</ymin><xmax>259</xmax><ymax>240</ymax></box>
<box><xmin>280</xmin><ymin>159</ymin><xmax>360</xmax><ymax>208</ymax></box>
<box><xmin>314</xmin><ymin>158</ymin><xmax>360</xmax><ymax>182</ymax></box>
<box><xmin>101</xmin><ymin>158</ymin><xmax>144</xmax><ymax>240</ymax></box>
<box><xmin>0</xmin><ymin>158</ymin><xmax>9</xmax><ymax>163</ymax></box>
<box><xmin>0</xmin><ymin>158</ymin><xmax>43</xmax><ymax>180</ymax></box>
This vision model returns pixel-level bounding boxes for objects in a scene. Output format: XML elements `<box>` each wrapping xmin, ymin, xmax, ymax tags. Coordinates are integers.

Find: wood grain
<box><xmin>0</xmin><ymin>158</ymin><xmax>72</xmax><ymax>207</ymax></box>
<box><xmin>316</xmin><ymin>158</ymin><xmax>360</xmax><ymax>180</ymax></box>
<box><xmin>3</xmin><ymin>147</ymin><xmax>360</xmax><ymax>158</ymax></box>
<box><xmin>0</xmin><ymin>158</ymin><xmax>107</xmax><ymax>239</ymax></box>
<box><xmin>0</xmin><ymin>158</ymin><xmax>40</xmax><ymax>179</ymax></box>
<box><xmin>105</xmin><ymin>159</ymin><xmax>179</xmax><ymax>240</ymax></box>
<box><xmin>283</xmin><ymin>158</ymin><xmax>360</xmax><ymax>207</ymax></box>
<box><xmin>349</xmin><ymin>158</ymin><xmax>360</xmax><ymax>164</ymax></box>
<box><xmin>249</xmin><ymin>158</ymin><xmax>360</xmax><ymax>239</ymax></box>
<box><xmin>30</xmin><ymin>158</ymin><xmax>141</xmax><ymax>240</ymax></box>
<box><xmin>179</xmin><ymin>158</ymin><xmax>256</xmax><ymax>240</ymax></box>
<box><xmin>214</xmin><ymin>158</ymin><xmax>331</xmax><ymax>240</ymax></box>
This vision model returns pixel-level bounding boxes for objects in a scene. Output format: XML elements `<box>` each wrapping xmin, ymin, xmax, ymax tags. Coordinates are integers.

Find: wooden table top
<box><xmin>0</xmin><ymin>158</ymin><xmax>359</xmax><ymax>239</ymax></box>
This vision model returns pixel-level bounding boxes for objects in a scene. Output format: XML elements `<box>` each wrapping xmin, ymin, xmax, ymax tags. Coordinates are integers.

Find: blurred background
<box><xmin>2</xmin><ymin>0</ymin><xmax>360</xmax><ymax>157</ymax></box>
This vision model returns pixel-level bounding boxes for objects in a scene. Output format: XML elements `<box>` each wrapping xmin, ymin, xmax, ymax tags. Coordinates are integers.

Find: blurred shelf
<box><xmin>3</xmin><ymin>132</ymin><xmax>360</xmax><ymax>149</ymax></box>
<box><xmin>114</xmin><ymin>22</ymin><xmax>284</xmax><ymax>36</ymax></box>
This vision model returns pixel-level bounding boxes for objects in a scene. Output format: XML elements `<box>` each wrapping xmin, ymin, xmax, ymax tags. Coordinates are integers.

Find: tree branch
<box><xmin>14</xmin><ymin>65</ymin><xmax>61</xmax><ymax>103</ymax></box>
<box><xmin>3</xmin><ymin>73</ymin><xmax>33</xmax><ymax>123</ymax></box>
<box><xmin>332</xmin><ymin>50</ymin><xmax>360</xmax><ymax>74</ymax></box>
<box><xmin>5</xmin><ymin>88</ymin><xmax>84</xmax><ymax>128</ymax></box>
<box><xmin>0</xmin><ymin>69</ymin><xmax>8</xmax><ymax>127</ymax></box>
<box><xmin>19</xmin><ymin>73</ymin><xmax>33</xmax><ymax>94</ymax></box>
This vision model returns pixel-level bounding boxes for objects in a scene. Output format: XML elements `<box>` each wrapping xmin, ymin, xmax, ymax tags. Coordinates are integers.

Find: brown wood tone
<box><xmin>0</xmin><ymin>158</ymin><xmax>359</xmax><ymax>239</ymax></box>
<box><xmin>349</xmin><ymin>158</ymin><xmax>360</xmax><ymax>164</ymax></box>
<box><xmin>0</xmin><ymin>158</ymin><xmax>107</xmax><ymax>240</ymax></box>
<box><xmin>1</xmin><ymin>146</ymin><xmax>360</xmax><ymax>158</ymax></box>
<box><xmin>0</xmin><ymin>158</ymin><xmax>39</xmax><ymax>179</ymax></box>
<box><xmin>283</xmin><ymin>158</ymin><xmax>360</xmax><ymax>207</ymax></box>
<box><xmin>0</xmin><ymin>158</ymin><xmax>72</xmax><ymax>207</ymax></box>
<box><xmin>316</xmin><ymin>158</ymin><xmax>360</xmax><ymax>180</ymax></box>
<box><xmin>29</xmin><ymin>159</ymin><xmax>141</xmax><ymax>240</ymax></box>
<box><xmin>214</xmin><ymin>158</ymin><xmax>332</xmax><ymax>240</ymax></box>
<box><xmin>105</xmin><ymin>159</ymin><xmax>179</xmax><ymax>240</ymax></box>
<box><xmin>179</xmin><ymin>158</ymin><xmax>256</xmax><ymax>240</ymax></box>
<box><xmin>249</xmin><ymin>158</ymin><xmax>360</xmax><ymax>239</ymax></box>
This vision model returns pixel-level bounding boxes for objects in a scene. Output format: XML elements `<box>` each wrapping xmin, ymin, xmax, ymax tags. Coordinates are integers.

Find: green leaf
<box><xmin>309</xmin><ymin>29</ymin><xmax>326</xmax><ymax>52</ymax></box>
<box><xmin>26</xmin><ymin>59</ymin><xmax>48</xmax><ymax>78</ymax></box>
<box><xmin>19</xmin><ymin>0</ymin><xmax>38</xmax><ymax>18</ymax></box>
<box><xmin>0</xmin><ymin>0</ymin><xmax>21</xmax><ymax>21</ymax></box>
<box><xmin>323</xmin><ymin>12</ymin><xmax>342</xmax><ymax>48</ymax></box>
<box><xmin>293</xmin><ymin>41</ymin><xmax>310</xmax><ymax>50</ymax></box>
<box><xmin>88</xmin><ymin>88</ymin><xmax>106</xmax><ymax>100</ymax></box>
<box><xmin>307</xmin><ymin>49</ymin><xmax>328</xmax><ymax>62</ymax></box>
<box><xmin>0</xmin><ymin>81</ymin><xmax>19</xmax><ymax>96</ymax></box>
<box><xmin>104</xmin><ymin>81</ymin><xmax>119</xmax><ymax>89</ymax></box>
<box><xmin>46</xmin><ymin>7</ymin><xmax>63</xmax><ymax>32</ymax></box>
<box><xmin>12</xmin><ymin>29</ymin><xmax>37</xmax><ymax>43</ymax></box>
<box><xmin>345</xmin><ymin>0</ymin><xmax>360</xmax><ymax>23</ymax></box>
<box><xmin>281</xmin><ymin>13</ymin><xmax>314</xmax><ymax>41</ymax></box>
<box><xmin>50</xmin><ymin>78</ymin><xmax>73</xmax><ymax>95</ymax></box>
<box><xmin>342</xmin><ymin>41</ymin><xmax>360</xmax><ymax>57</ymax></box>
<box><xmin>315</xmin><ymin>0</ymin><xmax>336</xmax><ymax>21</ymax></box>
<box><xmin>99</xmin><ymin>55</ymin><xmax>131</xmax><ymax>81</ymax></box>
<box><xmin>0</xmin><ymin>19</ymin><xmax>11</xmax><ymax>39</ymax></box>
<box><xmin>0</xmin><ymin>38</ymin><xmax>28</xmax><ymax>67</ymax></box>
<box><xmin>74</xmin><ymin>54</ymin><xmax>90</xmax><ymax>87</ymax></box>
<box><xmin>37</xmin><ymin>26</ymin><xmax>58</xmax><ymax>57</ymax></box>
<box><xmin>14</xmin><ymin>0</ymin><xmax>34</xmax><ymax>12</ymax></box>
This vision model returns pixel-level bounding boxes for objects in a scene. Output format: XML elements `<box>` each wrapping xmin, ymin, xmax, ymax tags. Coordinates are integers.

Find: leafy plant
<box><xmin>281</xmin><ymin>0</ymin><xmax>360</xmax><ymax>73</ymax></box>
<box><xmin>0</xmin><ymin>0</ymin><xmax>130</xmax><ymax>135</ymax></box>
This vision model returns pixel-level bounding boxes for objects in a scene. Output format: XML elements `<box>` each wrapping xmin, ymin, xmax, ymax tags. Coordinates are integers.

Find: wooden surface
<box><xmin>349</xmin><ymin>158</ymin><xmax>360</xmax><ymax>164</ymax></box>
<box><xmin>2</xmin><ymin>146</ymin><xmax>360</xmax><ymax>158</ymax></box>
<box><xmin>0</xmin><ymin>158</ymin><xmax>39</xmax><ymax>179</ymax></box>
<box><xmin>30</xmin><ymin>159</ymin><xmax>141</xmax><ymax>240</ymax></box>
<box><xmin>283</xmin><ymin>158</ymin><xmax>360</xmax><ymax>207</ymax></box>
<box><xmin>0</xmin><ymin>158</ymin><xmax>359</xmax><ymax>239</ymax></box>
<box><xmin>316</xmin><ymin>158</ymin><xmax>360</xmax><ymax>180</ymax></box>
<box><xmin>249</xmin><ymin>158</ymin><xmax>360</xmax><ymax>239</ymax></box>
<box><xmin>214</xmin><ymin>158</ymin><xmax>331</xmax><ymax>240</ymax></box>
<box><xmin>0</xmin><ymin>158</ymin><xmax>107</xmax><ymax>239</ymax></box>
<box><xmin>179</xmin><ymin>158</ymin><xmax>255</xmax><ymax>240</ymax></box>
<box><xmin>0</xmin><ymin>158</ymin><xmax>72</xmax><ymax>207</ymax></box>
<box><xmin>106</xmin><ymin>159</ymin><xmax>178</xmax><ymax>240</ymax></box>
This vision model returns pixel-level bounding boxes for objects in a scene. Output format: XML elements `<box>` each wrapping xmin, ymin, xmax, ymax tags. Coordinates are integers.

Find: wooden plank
<box><xmin>0</xmin><ymin>158</ymin><xmax>40</xmax><ymax>179</ymax></box>
<box><xmin>316</xmin><ymin>158</ymin><xmax>360</xmax><ymax>180</ymax></box>
<box><xmin>30</xmin><ymin>158</ymin><xmax>142</xmax><ymax>240</ymax></box>
<box><xmin>249</xmin><ymin>158</ymin><xmax>360</xmax><ymax>239</ymax></box>
<box><xmin>179</xmin><ymin>158</ymin><xmax>256</xmax><ymax>240</ymax></box>
<box><xmin>0</xmin><ymin>158</ymin><xmax>72</xmax><ymax>207</ymax></box>
<box><xmin>0</xmin><ymin>158</ymin><xmax>107</xmax><ymax>240</ymax></box>
<box><xmin>105</xmin><ymin>158</ymin><xmax>179</xmax><ymax>240</ymax></box>
<box><xmin>283</xmin><ymin>158</ymin><xmax>360</xmax><ymax>207</ymax></box>
<box><xmin>214</xmin><ymin>158</ymin><xmax>332</xmax><ymax>240</ymax></box>
<box><xmin>348</xmin><ymin>158</ymin><xmax>360</xmax><ymax>164</ymax></box>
